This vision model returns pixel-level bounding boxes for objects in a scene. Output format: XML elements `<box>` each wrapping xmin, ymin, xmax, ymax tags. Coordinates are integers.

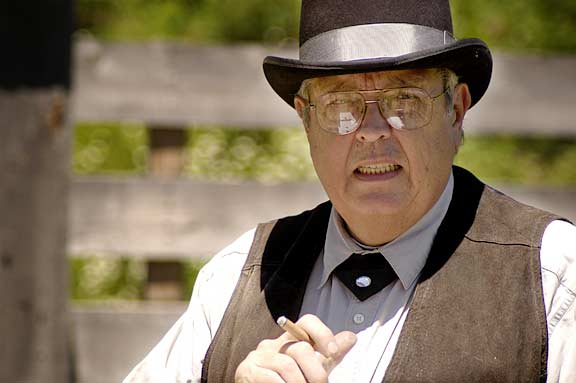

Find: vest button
<box><xmin>355</xmin><ymin>276</ymin><xmax>372</xmax><ymax>287</ymax></box>
<box><xmin>353</xmin><ymin>313</ymin><xmax>365</xmax><ymax>324</ymax></box>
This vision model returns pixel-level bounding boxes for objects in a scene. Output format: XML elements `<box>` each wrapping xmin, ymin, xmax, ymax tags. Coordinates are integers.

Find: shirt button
<box><xmin>353</xmin><ymin>313</ymin><xmax>365</xmax><ymax>324</ymax></box>
<box><xmin>355</xmin><ymin>276</ymin><xmax>372</xmax><ymax>287</ymax></box>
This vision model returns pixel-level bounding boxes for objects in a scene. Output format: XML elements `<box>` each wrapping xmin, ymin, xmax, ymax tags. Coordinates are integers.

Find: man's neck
<box><xmin>341</xmin><ymin>173</ymin><xmax>455</xmax><ymax>247</ymax></box>
<box><xmin>344</xmin><ymin>211</ymin><xmax>421</xmax><ymax>246</ymax></box>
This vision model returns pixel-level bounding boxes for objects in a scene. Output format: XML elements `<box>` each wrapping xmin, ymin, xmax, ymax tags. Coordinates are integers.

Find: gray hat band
<box><xmin>300</xmin><ymin>23</ymin><xmax>456</xmax><ymax>62</ymax></box>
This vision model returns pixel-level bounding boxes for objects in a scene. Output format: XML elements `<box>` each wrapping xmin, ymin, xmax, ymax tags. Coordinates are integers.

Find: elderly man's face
<box><xmin>295</xmin><ymin>69</ymin><xmax>470</xmax><ymax>242</ymax></box>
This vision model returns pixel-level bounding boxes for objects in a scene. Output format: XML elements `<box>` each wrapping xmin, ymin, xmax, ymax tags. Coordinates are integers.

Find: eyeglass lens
<box><xmin>316</xmin><ymin>88</ymin><xmax>433</xmax><ymax>135</ymax></box>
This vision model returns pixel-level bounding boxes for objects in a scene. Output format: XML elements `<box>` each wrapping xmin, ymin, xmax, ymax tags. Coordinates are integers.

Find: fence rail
<box><xmin>73</xmin><ymin>38</ymin><xmax>576</xmax><ymax>134</ymax></box>
<box><xmin>68</xmin><ymin>176</ymin><xmax>576</xmax><ymax>259</ymax></box>
<box><xmin>68</xmin><ymin>177</ymin><xmax>327</xmax><ymax>259</ymax></box>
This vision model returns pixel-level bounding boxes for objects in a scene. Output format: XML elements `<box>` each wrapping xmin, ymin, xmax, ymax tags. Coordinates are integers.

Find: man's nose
<box><xmin>355</xmin><ymin>102</ymin><xmax>392</xmax><ymax>143</ymax></box>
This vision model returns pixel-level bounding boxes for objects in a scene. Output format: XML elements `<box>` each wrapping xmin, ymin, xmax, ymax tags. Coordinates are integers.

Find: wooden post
<box><xmin>145</xmin><ymin>126</ymin><xmax>187</xmax><ymax>300</ymax></box>
<box><xmin>0</xmin><ymin>2</ymin><xmax>72</xmax><ymax>382</ymax></box>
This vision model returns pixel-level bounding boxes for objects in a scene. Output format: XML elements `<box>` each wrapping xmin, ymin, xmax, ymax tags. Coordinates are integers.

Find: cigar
<box><xmin>276</xmin><ymin>316</ymin><xmax>313</xmax><ymax>344</ymax></box>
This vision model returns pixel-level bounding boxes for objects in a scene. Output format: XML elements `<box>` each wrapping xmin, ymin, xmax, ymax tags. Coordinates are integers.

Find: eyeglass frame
<box><xmin>301</xmin><ymin>86</ymin><xmax>450</xmax><ymax>135</ymax></box>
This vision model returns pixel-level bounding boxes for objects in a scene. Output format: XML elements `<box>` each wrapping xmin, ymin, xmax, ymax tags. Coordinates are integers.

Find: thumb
<box><xmin>323</xmin><ymin>331</ymin><xmax>357</xmax><ymax>372</ymax></box>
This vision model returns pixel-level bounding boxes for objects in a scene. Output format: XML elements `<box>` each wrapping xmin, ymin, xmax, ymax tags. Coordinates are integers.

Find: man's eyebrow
<box><xmin>315</xmin><ymin>78</ymin><xmax>352</xmax><ymax>93</ymax></box>
<box><xmin>387</xmin><ymin>73</ymin><xmax>429</xmax><ymax>87</ymax></box>
<box><xmin>313</xmin><ymin>71</ymin><xmax>431</xmax><ymax>93</ymax></box>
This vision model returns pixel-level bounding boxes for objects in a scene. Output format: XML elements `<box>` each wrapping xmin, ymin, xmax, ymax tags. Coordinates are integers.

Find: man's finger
<box><xmin>235</xmin><ymin>364</ymin><xmax>284</xmax><ymax>383</ymax></box>
<box><xmin>235</xmin><ymin>351</ymin><xmax>307</xmax><ymax>383</ymax></box>
<box><xmin>282</xmin><ymin>341</ymin><xmax>329</xmax><ymax>383</ymax></box>
<box><xmin>322</xmin><ymin>331</ymin><xmax>357</xmax><ymax>373</ymax></box>
<box><xmin>295</xmin><ymin>314</ymin><xmax>338</xmax><ymax>358</ymax></box>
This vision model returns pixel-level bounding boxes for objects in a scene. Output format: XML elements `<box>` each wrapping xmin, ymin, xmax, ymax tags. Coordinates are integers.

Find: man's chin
<box><xmin>344</xmin><ymin>193</ymin><xmax>411</xmax><ymax>218</ymax></box>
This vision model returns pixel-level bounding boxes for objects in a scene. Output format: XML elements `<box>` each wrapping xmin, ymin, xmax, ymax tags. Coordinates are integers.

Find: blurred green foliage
<box><xmin>70</xmin><ymin>257</ymin><xmax>145</xmax><ymax>300</ymax></box>
<box><xmin>76</xmin><ymin>0</ymin><xmax>576</xmax><ymax>52</ymax></box>
<box><xmin>186</xmin><ymin>127</ymin><xmax>314</xmax><ymax>182</ymax></box>
<box><xmin>451</xmin><ymin>0</ymin><xmax>576</xmax><ymax>53</ymax></box>
<box><xmin>72</xmin><ymin>123</ymin><xmax>576</xmax><ymax>185</ymax></box>
<box><xmin>76</xmin><ymin>0</ymin><xmax>300</xmax><ymax>44</ymax></box>
<box><xmin>69</xmin><ymin>256</ymin><xmax>205</xmax><ymax>300</ymax></box>
<box><xmin>73</xmin><ymin>122</ymin><xmax>148</xmax><ymax>174</ymax></box>
<box><xmin>182</xmin><ymin>260</ymin><xmax>206</xmax><ymax>299</ymax></box>
<box><xmin>456</xmin><ymin>134</ymin><xmax>576</xmax><ymax>185</ymax></box>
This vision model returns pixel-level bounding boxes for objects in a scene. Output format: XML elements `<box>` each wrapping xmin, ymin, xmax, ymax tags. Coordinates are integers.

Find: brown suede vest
<box><xmin>201</xmin><ymin>167</ymin><xmax>561</xmax><ymax>382</ymax></box>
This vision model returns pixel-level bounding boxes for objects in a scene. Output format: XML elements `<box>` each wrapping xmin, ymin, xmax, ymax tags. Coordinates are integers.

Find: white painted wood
<box><xmin>68</xmin><ymin>176</ymin><xmax>575</xmax><ymax>259</ymax></box>
<box><xmin>72</xmin><ymin>38</ymin><xmax>576</xmax><ymax>135</ymax></box>
<box><xmin>466</xmin><ymin>54</ymin><xmax>576</xmax><ymax>136</ymax></box>
<box><xmin>73</xmin><ymin>38</ymin><xmax>300</xmax><ymax>128</ymax></box>
<box><xmin>68</xmin><ymin>176</ymin><xmax>328</xmax><ymax>259</ymax></box>
<box><xmin>71</xmin><ymin>302</ymin><xmax>186</xmax><ymax>383</ymax></box>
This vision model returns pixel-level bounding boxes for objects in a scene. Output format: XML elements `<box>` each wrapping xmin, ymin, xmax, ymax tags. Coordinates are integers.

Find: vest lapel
<box><xmin>419</xmin><ymin>166</ymin><xmax>484</xmax><ymax>283</ymax></box>
<box><xmin>263</xmin><ymin>201</ymin><xmax>332</xmax><ymax>321</ymax></box>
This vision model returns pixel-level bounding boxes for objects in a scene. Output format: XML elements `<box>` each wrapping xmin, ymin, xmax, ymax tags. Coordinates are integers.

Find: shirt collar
<box><xmin>320</xmin><ymin>172</ymin><xmax>454</xmax><ymax>290</ymax></box>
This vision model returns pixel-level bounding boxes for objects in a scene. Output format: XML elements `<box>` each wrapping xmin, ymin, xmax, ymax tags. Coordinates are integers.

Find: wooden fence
<box><xmin>69</xmin><ymin>38</ymin><xmax>576</xmax><ymax>383</ymax></box>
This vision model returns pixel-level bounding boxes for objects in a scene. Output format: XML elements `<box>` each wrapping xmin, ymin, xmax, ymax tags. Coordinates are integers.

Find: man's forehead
<box><xmin>307</xmin><ymin>68</ymin><xmax>438</xmax><ymax>93</ymax></box>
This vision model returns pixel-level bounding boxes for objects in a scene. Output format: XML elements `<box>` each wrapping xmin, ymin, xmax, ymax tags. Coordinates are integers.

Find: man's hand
<box><xmin>235</xmin><ymin>314</ymin><xmax>357</xmax><ymax>383</ymax></box>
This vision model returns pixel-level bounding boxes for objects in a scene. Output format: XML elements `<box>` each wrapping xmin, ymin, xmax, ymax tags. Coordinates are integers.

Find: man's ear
<box><xmin>449</xmin><ymin>83</ymin><xmax>471</xmax><ymax>151</ymax></box>
<box><xmin>452</xmin><ymin>83</ymin><xmax>472</xmax><ymax>129</ymax></box>
<box><xmin>294</xmin><ymin>95</ymin><xmax>310</xmax><ymax>131</ymax></box>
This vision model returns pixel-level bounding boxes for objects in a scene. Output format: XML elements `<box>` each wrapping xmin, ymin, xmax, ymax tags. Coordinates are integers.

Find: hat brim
<box><xmin>263</xmin><ymin>38</ymin><xmax>492</xmax><ymax>108</ymax></box>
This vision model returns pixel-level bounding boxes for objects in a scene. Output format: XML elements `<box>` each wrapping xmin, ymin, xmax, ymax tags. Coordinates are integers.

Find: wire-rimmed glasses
<box><xmin>305</xmin><ymin>87</ymin><xmax>448</xmax><ymax>135</ymax></box>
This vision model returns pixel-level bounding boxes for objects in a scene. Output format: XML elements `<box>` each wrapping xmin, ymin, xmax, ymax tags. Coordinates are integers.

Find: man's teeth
<box><xmin>356</xmin><ymin>164</ymin><xmax>400</xmax><ymax>175</ymax></box>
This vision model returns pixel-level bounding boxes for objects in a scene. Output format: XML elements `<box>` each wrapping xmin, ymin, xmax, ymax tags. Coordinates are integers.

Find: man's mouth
<box><xmin>355</xmin><ymin>164</ymin><xmax>401</xmax><ymax>175</ymax></box>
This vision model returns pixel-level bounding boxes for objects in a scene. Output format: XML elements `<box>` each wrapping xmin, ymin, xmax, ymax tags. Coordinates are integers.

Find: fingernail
<box><xmin>328</xmin><ymin>341</ymin><xmax>339</xmax><ymax>355</ymax></box>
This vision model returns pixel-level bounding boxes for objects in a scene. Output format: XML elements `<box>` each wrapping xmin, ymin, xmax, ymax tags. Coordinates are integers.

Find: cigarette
<box><xmin>277</xmin><ymin>316</ymin><xmax>313</xmax><ymax>344</ymax></box>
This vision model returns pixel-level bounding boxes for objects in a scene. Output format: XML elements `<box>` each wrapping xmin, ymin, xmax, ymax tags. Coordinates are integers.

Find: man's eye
<box><xmin>397</xmin><ymin>94</ymin><xmax>418</xmax><ymax>101</ymax></box>
<box><xmin>329</xmin><ymin>100</ymin><xmax>350</xmax><ymax>106</ymax></box>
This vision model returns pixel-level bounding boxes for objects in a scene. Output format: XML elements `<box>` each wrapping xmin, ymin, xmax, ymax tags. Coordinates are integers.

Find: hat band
<box><xmin>300</xmin><ymin>23</ymin><xmax>455</xmax><ymax>62</ymax></box>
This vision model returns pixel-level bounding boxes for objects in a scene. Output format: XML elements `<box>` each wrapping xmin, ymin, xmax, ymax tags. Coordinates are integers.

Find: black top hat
<box><xmin>263</xmin><ymin>0</ymin><xmax>492</xmax><ymax>108</ymax></box>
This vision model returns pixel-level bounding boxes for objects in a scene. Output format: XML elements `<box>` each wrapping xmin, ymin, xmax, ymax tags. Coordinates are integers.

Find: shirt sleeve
<box><xmin>540</xmin><ymin>220</ymin><xmax>576</xmax><ymax>383</ymax></box>
<box><xmin>122</xmin><ymin>228</ymin><xmax>256</xmax><ymax>383</ymax></box>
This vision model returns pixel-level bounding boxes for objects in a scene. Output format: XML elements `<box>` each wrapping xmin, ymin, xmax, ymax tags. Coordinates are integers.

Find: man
<box><xmin>125</xmin><ymin>0</ymin><xmax>576</xmax><ymax>382</ymax></box>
